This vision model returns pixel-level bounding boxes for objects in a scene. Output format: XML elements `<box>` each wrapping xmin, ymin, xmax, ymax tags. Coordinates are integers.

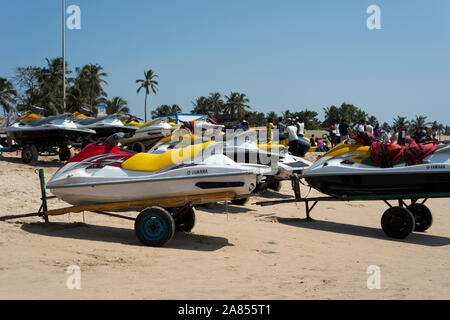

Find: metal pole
<box><xmin>62</xmin><ymin>0</ymin><xmax>66</xmax><ymax>112</ymax></box>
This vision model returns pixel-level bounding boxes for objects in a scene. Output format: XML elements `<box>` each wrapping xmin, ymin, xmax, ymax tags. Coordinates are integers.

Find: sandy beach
<box><xmin>0</xmin><ymin>151</ymin><xmax>449</xmax><ymax>300</ymax></box>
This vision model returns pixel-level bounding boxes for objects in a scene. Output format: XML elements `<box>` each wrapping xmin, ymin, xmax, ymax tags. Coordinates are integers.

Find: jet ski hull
<box><xmin>305</xmin><ymin>171</ymin><xmax>450</xmax><ymax>197</ymax></box>
<box><xmin>6</xmin><ymin>127</ymin><xmax>94</xmax><ymax>146</ymax></box>
<box><xmin>303</xmin><ymin>144</ymin><xmax>450</xmax><ymax>197</ymax></box>
<box><xmin>47</xmin><ymin>165</ymin><xmax>257</xmax><ymax>206</ymax></box>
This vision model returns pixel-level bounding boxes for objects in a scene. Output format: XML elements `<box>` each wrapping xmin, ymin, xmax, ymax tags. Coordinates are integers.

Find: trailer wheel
<box><xmin>22</xmin><ymin>144</ymin><xmax>38</xmax><ymax>164</ymax></box>
<box><xmin>231</xmin><ymin>197</ymin><xmax>250</xmax><ymax>206</ymax></box>
<box><xmin>407</xmin><ymin>203</ymin><xmax>433</xmax><ymax>232</ymax></box>
<box><xmin>381</xmin><ymin>207</ymin><xmax>415</xmax><ymax>239</ymax></box>
<box><xmin>135</xmin><ymin>207</ymin><xmax>175</xmax><ymax>247</ymax></box>
<box><xmin>59</xmin><ymin>145</ymin><xmax>74</xmax><ymax>161</ymax></box>
<box><xmin>132</xmin><ymin>142</ymin><xmax>146</xmax><ymax>153</ymax></box>
<box><xmin>175</xmin><ymin>207</ymin><xmax>196</xmax><ymax>232</ymax></box>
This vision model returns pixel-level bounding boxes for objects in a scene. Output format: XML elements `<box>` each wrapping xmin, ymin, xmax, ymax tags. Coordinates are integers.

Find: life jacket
<box><xmin>370</xmin><ymin>142</ymin><xmax>403</xmax><ymax>168</ymax></box>
<box><xmin>402</xmin><ymin>141</ymin><xmax>437</xmax><ymax>166</ymax></box>
<box><xmin>352</xmin><ymin>132</ymin><xmax>375</xmax><ymax>146</ymax></box>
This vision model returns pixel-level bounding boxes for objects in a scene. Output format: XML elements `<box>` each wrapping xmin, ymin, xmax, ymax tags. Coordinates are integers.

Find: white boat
<box><xmin>120</xmin><ymin>117</ymin><xmax>180</xmax><ymax>151</ymax></box>
<box><xmin>47</xmin><ymin>134</ymin><xmax>270</xmax><ymax>206</ymax></box>
<box><xmin>76</xmin><ymin>114</ymin><xmax>137</xmax><ymax>141</ymax></box>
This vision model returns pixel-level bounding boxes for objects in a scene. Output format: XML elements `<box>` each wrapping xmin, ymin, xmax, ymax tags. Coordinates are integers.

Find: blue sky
<box><xmin>1</xmin><ymin>0</ymin><xmax>449</xmax><ymax>124</ymax></box>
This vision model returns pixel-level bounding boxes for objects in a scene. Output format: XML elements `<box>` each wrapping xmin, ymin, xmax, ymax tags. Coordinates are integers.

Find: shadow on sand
<box><xmin>257</xmin><ymin>190</ymin><xmax>294</xmax><ymax>199</ymax></box>
<box><xmin>272</xmin><ymin>217</ymin><xmax>450</xmax><ymax>247</ymax></box>
<box><xmin>20</xmin><ymin>222</ymin><xmax>233</xmax><ymax>252</ymax></box>
<box><xmin>0</xmin><ymin>155</ymin><xmax>62</xmax><ymax>168</ymax></box>
<box><xmin>196</xmin><ymin>203</ymin><xmax>255</xmax><ymax>214</ymax></box>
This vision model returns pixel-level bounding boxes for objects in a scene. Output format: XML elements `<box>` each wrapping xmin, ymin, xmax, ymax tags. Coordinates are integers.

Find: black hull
<box><xmin>89</xmin><ymin>127</ymin><xmax>136</xmax><ymax>140</ymax></box>
<box><xmin>8</xmin><ymin>129</ymin><xmax>93</xmax><ymax>148</ymax></box>
<box><xmin>305</xmin><ymin>172</ymin><xmax>450</xmax><ymax>198</ymax></box>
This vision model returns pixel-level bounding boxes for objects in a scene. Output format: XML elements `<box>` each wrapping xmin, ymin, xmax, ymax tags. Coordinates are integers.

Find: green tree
<box><xmin>247</xmin><ymin>111</ymin><xmax>266</xmax><ymax>126</ymax></box>
<box><xmin>152</xmin><ymin>104</ymin><xmax>182</xmax><ymax>117</ymax></box>
<box><xmin>392</xmin><ymin>116</ymin><xmax>409</xmax><ymax>131</ymax></box>
<box><xmin>322</xmin><ymin>103</ymin><xmax>373</xmax><ymax>128</ymax></box>
<box><xmin>266</xmin><ymin>111</ymin><xmax>278</xmax><ymax>123</ymax></box>
<box><xmin>191</xmin><ymin>96</ymin><xmax>211</xmax><ymax>115</ymax></box>
<box><xmin>0</xmin><ymin>78</ymin><xmax>17</xmax><ymax>114</ymax></box>
<box><xmin>136</xmin><ymin>69</ymin><xmax>159</xmax><ymax>122</ymax></box>
<box><xmin>78</xmin><ymin>64</ymin><xmax>108</xmax><ymax>113</ymax></box>
<box><xmin>409</xmin><ymin>115</ymin><xmax>430</xmax><ymax>133</ymax></box>
<box><xmin>207</xmin><ymin>92</ymin><xmax>224</xmax><ymax>118</ymax></box>
<box><xmin>290</xmin><ymin>109</ymin><xmax>321</xmax><ymax>130</ymax></box>
<box><xmin>105</xmin><ymin>96</ymin><xmax>130</xmax><ymax>115</ymax></box>
<box><xmin>12</xmin><ymin>66</ymin><xmax>41</xmax><ymax>107</ymax></box>
<box><xmin>224</xmin><ymin>92</ymin><xmax>251</xmax><ymax>118</ymax></box>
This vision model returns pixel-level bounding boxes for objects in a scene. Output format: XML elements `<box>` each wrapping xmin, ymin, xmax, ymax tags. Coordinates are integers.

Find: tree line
<box><xmin>0</xmin><ymin>57</ymin><xmax>448</xmax><ymax>135</ymax></box>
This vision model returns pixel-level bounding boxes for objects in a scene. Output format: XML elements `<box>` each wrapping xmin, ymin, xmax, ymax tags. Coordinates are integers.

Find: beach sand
<box><xmin>0</xmin><ymin>151</ymin><xmax>449</xmax><ymax>300</ymax></box>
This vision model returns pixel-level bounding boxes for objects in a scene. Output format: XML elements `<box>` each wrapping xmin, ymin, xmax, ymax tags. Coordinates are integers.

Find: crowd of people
<box><xmin>232</xmin><ymin>115</ymin><xmax>441</xmax><ymax>157</ymax></box>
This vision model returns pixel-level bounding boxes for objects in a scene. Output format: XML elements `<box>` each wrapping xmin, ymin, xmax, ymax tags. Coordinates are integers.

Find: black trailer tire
<box><xmin>135</xmin><ymin>207</ymin><xmax>175</xmax><ymax>247</ymax></box>
<box><xmin>407</xmin><ymin>203</ymin><xmax>433</xmax><ymax>232</ymax></box>
<box><xmin>175</xmin><ymin>207</ymin><xmax>196</xmax><ymax>232</ymax></box>
<box><xmin>381</xmin><ymin>207</ymin><xmax>415</xmax><ymax>239</ymax></box>
<box><xmin>59</xmin><ymin>145</ymin><xmax>74</xmax><ymax>161</ymax></box>
<box><xmin>22</xmin><ymin>144</ymin><xmax>38</xmax><ymax>164</ymax></box>
<box><xmin>231</xmin><ymin>197</ymin><xmax>250</xmax><ymax>206</ymax></box>
<box><xmin>132</xmin><ymin>142</ymin><xmax>146</xmax><ymax>153</ymax></box>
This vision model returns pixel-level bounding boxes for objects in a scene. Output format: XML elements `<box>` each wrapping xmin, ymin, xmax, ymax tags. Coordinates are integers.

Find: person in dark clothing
<box><xmin>310</xmin><ymin>134</ymin><xmax>316</xmax><ymax>147</ymax></box>
<box><xmin>338</xmin><ymin>119</ymin><xmax>349</xmax><ymax>143</ymax></box>
<box><xmin>398</xmin><ymin>123</ymin><xmax>408</xmax><ymax>146</ymax></box>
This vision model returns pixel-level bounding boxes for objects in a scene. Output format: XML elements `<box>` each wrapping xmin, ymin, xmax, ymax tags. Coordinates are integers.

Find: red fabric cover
<box><xmin>64</xmin><ymin>144</ymin><xmax>135</xmax><ymax>168</ymax></box>
<box><xmin>370</xmin><ymin>142</ymin><xmax>403</xmax><ymax>168</ymax></box>
<box><xmin>402</xmin><ymin>141</ymin><xmax>437</xmax><ymax>166</ymax></box>
<box><xmin>352</xmin><ymin>133</ymin><xmax>375</xmax><ymax>145</ymax></box>
<box><xmin>370</xmin><ymin>141</ymin><xmax>438</xmax><ymax>167</ymax></box>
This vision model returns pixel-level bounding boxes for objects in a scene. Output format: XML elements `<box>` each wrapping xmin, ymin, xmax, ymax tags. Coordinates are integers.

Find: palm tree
<box><xmin>170</xmin><ymin>104</ymin><xmax>182</xmax><ymax>114</ymax></box>
<box><xmin>152</xmin><ymin>104</ymin><xmax>181</xmax><ymax>117</ymax></box>
<box><xmin>392</xmin><ymin>116</ymin><xmax>409</xmax><ymax>131</ymax></box>
<box><xmin>78</xmin><ymin>64</ymin><xmax>108</xmax><ymax>113</ymax></box>
<box><xmin>191</xmin><ymin>96</ymin><xmax>210</xmax><ymax>115</ymax></box>
<box><xmin>409</xmin><ymin>115</ymin><xmax>430</xmax><ymax>129</ymax></box>
<box><xmin>207</xmin><ymin>92</ymin><xmax>224</xmax><ymax>118</ymax></box>
<box><xmin>136</xmin><ymin>69</ymin><xmax>159</xmax><ymax>122</ymax></box>
<box><xmin>224</xmin><ymin>92</ymin><xmax>251</xmax><ymax>118</ymax></box>
<box><xmin>105</xmin><ymin>96</ymin><xmax>130</xmax><ymax>115</ymax></box>
<box><xmin>0</xmin><ymin>78</ymin><xmax>17</xmax><ymax>114</ymax></box>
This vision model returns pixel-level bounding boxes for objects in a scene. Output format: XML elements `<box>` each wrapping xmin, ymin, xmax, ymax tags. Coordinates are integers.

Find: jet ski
<box><xmin>149</xmin><ymin>129</ymin><xmax>312</xmax><ymax>192</ymax></box>
<box><xmin>223</xmin><ymin>130</ymin><xmax>312</xmax><ymax>189</ymax></box>
<box><xmin>120</xmin><ymin>117</ymin><xmax>181</xmax><ymax>152</ymax></box>
<box><xmin>303</xmin><ymin>137</ymin><xmax>450</xmax><ymax>198</ymax></box>
<box><xmin>75</xmin><ymin>114</ymin><xmax>137</xmax><ymax>143</ymax></box>
<box><xmin>47</xmin><ymin>133</ymin><xmax>270</xmax><ymax>206</ymax></box>
<box><xmin>6</xmin><ymin>113</ymin><xmax>96</xmax><ymax>163</ymax></box>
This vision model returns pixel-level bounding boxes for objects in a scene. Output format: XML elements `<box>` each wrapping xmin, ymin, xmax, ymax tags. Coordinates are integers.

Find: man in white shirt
<box><xmin>335</xmin><ymin>121</ymin><xmax>341</xmax><ymax>143</ymax></box>
<box><xmin>296</xmin><ymin>119</ymin><xmax>305</xmax><ymax>138</ymax></box>
<box><xmin>287</xmin><ymin>121</ymin><xmax>299</xmax><ymax>155</ymax></box>
<box><xmin>366</xmin><ymin>123</ymin><xmax>374</xmax><ymax>135</ymax></box>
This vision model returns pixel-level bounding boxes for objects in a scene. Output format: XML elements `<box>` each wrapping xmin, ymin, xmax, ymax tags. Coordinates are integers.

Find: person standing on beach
<box><xmin>287</xmin><ymin>120</ymin><xmax>300</xmax><ymax>155</ymax></box>
<box><xmin>374</xmin><ymin>123</ymin><xmax>382</xmax><ymax>141</ymax></box>
<box><xmin>266</xmin><ymin>117</ymin><xmax>275</xmax><ymax>142</ymax></box>
<box><xmin>296</xmin><ymin>118</ymin><xmax>305</xmax><ymax>138</ymax></box>
<box><xmin>398</xmin><ymin>122</ymin><xmax>407</xmax><ymax>146</ymax></box>
<box><xmin>338</xmin><ymin>119</ymin><xmax>350</xmax><ymax>143</ymax></box>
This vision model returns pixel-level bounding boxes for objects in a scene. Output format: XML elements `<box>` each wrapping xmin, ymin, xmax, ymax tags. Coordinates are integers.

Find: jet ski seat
<box><xmin>121</xmin><ymin>141</ymin><xmax>214</xmax><ymax>172</ymax></box>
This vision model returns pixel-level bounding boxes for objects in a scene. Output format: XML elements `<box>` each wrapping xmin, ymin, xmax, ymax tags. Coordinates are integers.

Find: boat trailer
<box><xmin>0</xmin><ymin>169</ymin><xmax>237</xmax><ymax>247</ymax></box>
<box><xmin>255</xmin><ymin>174</ymin><xmax>449</xmax><ymax>239</ymax></box>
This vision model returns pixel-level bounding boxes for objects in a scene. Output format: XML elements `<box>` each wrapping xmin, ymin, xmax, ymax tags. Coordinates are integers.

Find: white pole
<box><xmin>62</xmin><ymin>0</ymin><xmax>66</xmax><ymax>112</ymax></box>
